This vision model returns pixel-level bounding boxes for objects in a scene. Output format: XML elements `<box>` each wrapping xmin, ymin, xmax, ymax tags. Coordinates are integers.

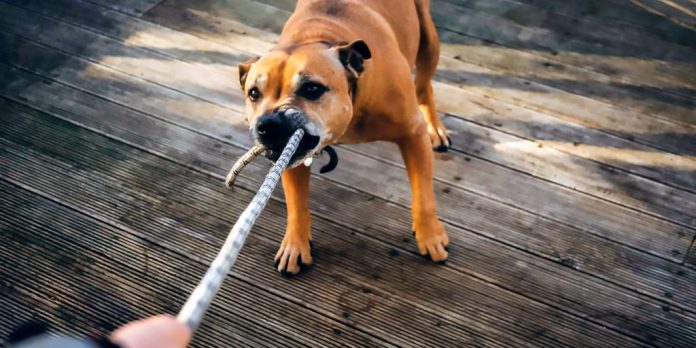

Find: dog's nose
<box><xmin>256</xmin><ymin>113</ymin><xmax>283</xmax><ymax>137</ymax></box>
<box><xmin>255</xmin><ymin>111</ymin><xmax>296</xmax><ymax>146</ymax></box>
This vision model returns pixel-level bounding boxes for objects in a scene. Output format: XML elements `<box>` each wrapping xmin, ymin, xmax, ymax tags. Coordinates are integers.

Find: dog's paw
<box><xmin>415</xmin><ymin>221</ymin><xmax>449</xmax><ymax>262</ymax></box>
<box><xmin>274</xmin><ymin>237</ymin><xmax>313</xmax><ymax>275</ymax></box>
<box><xmin>428</xmin><ymin>123</ymin><xmax>451</xmax><ymax>152</ymax></box>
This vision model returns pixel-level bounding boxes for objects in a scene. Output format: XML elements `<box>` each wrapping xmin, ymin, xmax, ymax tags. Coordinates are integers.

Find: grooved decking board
<box><xmin>85</xmin><ymin>0</ymin><xmax>164</xmax><ymax>16</ymax></box>
<box><xmin>2</xmin><ymin>26</ymin><xmax>696</xmax><ymax>310</ymax></box>
<box><xmin>0</xmin><ymin>182</ymin><xmax>378</xmax><ymax>348</ymax></box>
<box><xmin>2</xmin><ymin>0</ymin><xmax>694</xmax><ymax>258</ymax></box>
<box><xmin>2</xmin><ymin>68</ymin><xmax>696</xmax><ymax>346</ymax></box>
<box><xmin>0</xmin><ymin>294</ymin><xmax>83</xmax><ymax>344</ymax></box>
<box><xmin>1</xmin><ymin>99</ymin><xmax>661</xmax><ymax>347</ymax></box>
<box><xmin>1</xmin><ymin>12</ymin><xmax>695</xmax><ymax>313</ymax></box>
<box><xmin>506</xmin><ymin>0</ymin><xmax>696</xmax><ymax>46</ymax></box>
<box><xmin>687</xmin><ymin>241</ymin><xmax>696</xmax><ymax>268</ymax></box>
<box><xmin>430</xmin><ymin>1</ymin><xmax>696</xmax><ymax>95</ymax></box>
<box><xmin>2</xmin><ymin>0</ymin><xmax>696</xmax><ymax>346</ymax></box>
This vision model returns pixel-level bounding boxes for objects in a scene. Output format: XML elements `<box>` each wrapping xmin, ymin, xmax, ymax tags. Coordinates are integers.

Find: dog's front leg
<box><xmin>398</xmin><ymin>125</ymin><xmax>449</xmax><ymax>262</ymax></box>
<box><xmin>275</xmin><ymin>165</ymin><xmax>313</xmax><ymax>274</ymax></box>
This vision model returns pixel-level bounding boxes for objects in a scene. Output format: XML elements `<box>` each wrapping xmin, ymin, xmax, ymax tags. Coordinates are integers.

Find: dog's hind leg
<box><xmin>414</xmin><ymin>0</ymin><xmax>450</xmax><ymax>152</ymax></box>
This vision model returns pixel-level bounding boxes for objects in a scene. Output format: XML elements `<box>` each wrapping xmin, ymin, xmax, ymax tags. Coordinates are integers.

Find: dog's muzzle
<box><xmin>253</xmin><ymin>107</ymin><xmax>320</xmax><ymax>165</ymax></box>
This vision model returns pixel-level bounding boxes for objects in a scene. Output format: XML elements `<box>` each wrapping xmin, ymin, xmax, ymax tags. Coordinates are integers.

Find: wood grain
<box><xmin>2</xmin><ymin>0</ymin><xmax>696</xmax><ymax>346</ymax></box>
<box><xmin>2</xmin><ymin>1</ymin><xmax>694</xmax><ymax>250</ymax></box>
<box><xmin>86</xmin><ymin>0</ymin><xmax>164</xmax><ymax>16</ymax></box>
<box><xmin>2</xmin><ymin>70</ymin><xmax>695</xmax><ymax>345</ymax></box>
<box><xmin>687</xmin><ymin>240</ymin><xmax>696</xmax><ymax>268</ymax></box>
<box><xmin>1</xmin><ymin>8</ymin><xmax>695</xmax><ymax>311</ymax></box>
<box><xmin>506</xmin><ymin>0</ymin><xmax>696</xmax><ymax>45</ymax></box>
<box><xmin>0</xmin><ymin>182</ymin><xmax>378</xmax><ymax>347</ymax></box>
<box><xmin>2</xmin><ymin>31</ymin><xmax>695</xmax><ymax>294</ymax></box>
<box><xmin>2</xmin><ymin>100</ymin><xmax>657</xmax><ymax>346</ymax></box>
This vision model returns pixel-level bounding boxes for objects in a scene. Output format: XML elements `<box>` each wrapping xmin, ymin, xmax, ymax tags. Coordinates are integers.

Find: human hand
<box><xmin>110</xmin><ymin>315</ymin><xmax>191</xmax><ymax>348</ymax></box>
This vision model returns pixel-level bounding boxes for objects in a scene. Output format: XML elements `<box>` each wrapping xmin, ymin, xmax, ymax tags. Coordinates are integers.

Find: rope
<box><xmin>177</xmin><ymin>128</ymin><xmax>305</xmax><ymax>333</ymax></box>
<box><xmin>225</xmin><ymin>144</ymin><xmax>266</xmax><ymax>189</ymax></box>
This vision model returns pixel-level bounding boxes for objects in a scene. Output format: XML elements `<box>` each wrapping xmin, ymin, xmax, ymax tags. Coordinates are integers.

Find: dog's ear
<box><xmin>238</xmin><ymin>56</ymin><xmax>259</xmax><ymax>89</ymax></box>
<box><xmin>337</xmin><ymin>40</ymin><xmax>372</xmax><ymax>77</ymax></box>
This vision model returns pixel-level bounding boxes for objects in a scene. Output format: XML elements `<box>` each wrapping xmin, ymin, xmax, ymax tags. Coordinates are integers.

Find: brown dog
<box><xmin>238</xmin><ymin>0</ymin><xmax>450</xmax><ymax>274</ymax></box>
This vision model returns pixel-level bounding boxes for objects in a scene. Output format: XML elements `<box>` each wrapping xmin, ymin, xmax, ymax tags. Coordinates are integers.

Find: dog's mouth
<box><xmin>264</xmin><ymin>129</ymin><xmax>321</xmax><ymax>166</ymax></box>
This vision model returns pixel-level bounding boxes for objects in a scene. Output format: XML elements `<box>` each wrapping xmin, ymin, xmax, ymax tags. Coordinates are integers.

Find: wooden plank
<box><xmin>1</xmin><ymin>28</ymin><xmax>693</xmax><ymax>261</ymax></box>
<box><xmin>1</xmin><ymin>60</ymin><xmax>694</xmax><ymax>317</ymax></box>
<box><xmin>0</xmin><ymin>184</ymin><xmax>365</xmax><ymax>348</ymax></box>
<box><xmin>4</xmin><ymin>0</ymin><xmax>696</xmax><ymax>316</ymax></box>
<box><xmin>3</xmin><ymin>3</ymin><xmax>694</xmax><ymax>239</ymax></box>
<box><xmin>0</xmin><ymin>101</ymin><xmax>657</xmax><ymax>347</ymax></box>
<box><xmin>0</xmin><ymin>119</ymin><xmax>486</xmax><ymax>348</ymax></box>
<box><xmin>8</xmin><ymin>0</ymin><xmax>696</xmax><ymax>231</ymax></box>
<box><xmin>506</xmin><ymin>0</ymin><xmax>696</xmax><ymax>46</ymax></box>
<box><xmin>443</xmin><ymin>113</ymin><xmax>696</xmax><ymax>229</ymax></box>
<box><xmin>2</xmin><ymin>0</ymin><xmax>692</xmax><ymax>342</ymax></box>
<box><xmin>434</xmin><ymin>35</ymin><xmax>696</xmax><ymax>127</ymax></box>
<box><xmin>430</xmin><ymin>1</ymin><xmax>696</xmax><ymax>88</ymax></box>
<box><xmin>2</xmin><ymin>2</ymin><xmax>692</xmax><ymax>346</ymax></box>
<box><xmin>437</xmin><ymin>0</ymin><xmax>696</xmax><ymax>51</ymax></box>
<box><xmin>0</xmin><ymin>291</ymin><xmax>89</xmax><ymax>342</ymax></box>
<box><xmin>429</xmin><ymin>79</ymin><xmax>696</xmax><ymax>194</ymax></box>
<box><xmin>1</xmin><ymin>19</ymin><xmax>695</xmax><ymax>301</ymax></box>
<box><xmin>2</xmin><ymin>70</ymin><xmax>696</xmax><ymax>347</ymax></box>
<box><xmin>85</xmin><ymin>0</ymin><xmax>164</xmax><ymax>16</ymax></box>
<box><xmin>625</xmin><ymin>0</ymin><xmax>696</xmax><ymax>30</ymax></box>
<box><xmin>687</xmin><ymin>240</ymin><xmax>696</xmax><ymax>268</ymax></box>
<box><xmin>237</xmin><ymin>0</ymin><xmax>696</xmax><ymax>127</ymax></box>
<box><xmin>142</xmin><ymin>0</ymin><xmax>280</xmax><ymax>45</ymax></box>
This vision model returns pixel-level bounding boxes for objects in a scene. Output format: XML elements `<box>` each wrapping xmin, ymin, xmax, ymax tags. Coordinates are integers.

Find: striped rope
<box><xmin>177</xmin><ymin>128</ymin><xmax>305</xmax><ymax>333</ymax></box>
<box><xmin>224</xmin><ymin>144</ymin><xmax>266</xmax><ymax>189</ymax></box>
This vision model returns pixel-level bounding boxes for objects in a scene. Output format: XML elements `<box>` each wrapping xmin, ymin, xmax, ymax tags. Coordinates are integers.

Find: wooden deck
<box><xmin>1</xmin><ymin>0</ymin><xmax>695</xmax><ymax>346</ymax></box>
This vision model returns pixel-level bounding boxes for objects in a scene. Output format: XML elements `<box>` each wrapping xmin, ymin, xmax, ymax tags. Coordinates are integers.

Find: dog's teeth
<box><xmin>303</xmin><ymin>157</ymin><xmax>313</xmax><ymax>167</ymax></box>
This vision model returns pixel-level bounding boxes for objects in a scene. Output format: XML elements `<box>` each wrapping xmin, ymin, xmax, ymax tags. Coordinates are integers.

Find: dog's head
<box><xmin>238</xmin><ymin>40</ymin><xmax>371</xmax><ymax>165</ymax></box>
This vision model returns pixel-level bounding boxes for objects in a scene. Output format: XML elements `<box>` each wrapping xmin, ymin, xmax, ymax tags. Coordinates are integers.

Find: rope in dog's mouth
<box><xmin>225</xmin><ymin>142</ymin><xmax>339</xmax><ymax>189</ymax></box>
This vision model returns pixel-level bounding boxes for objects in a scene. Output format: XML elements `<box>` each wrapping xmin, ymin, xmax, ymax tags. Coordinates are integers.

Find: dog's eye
<box><xmin>298</xmin><ymin>82</ymin><xmax>327</xmax><ymax>101</ymax></box>
<box><xmin>248</xmin><ymin>87</ymin><xmax>261</xmax><ymax>102</ymax></box>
